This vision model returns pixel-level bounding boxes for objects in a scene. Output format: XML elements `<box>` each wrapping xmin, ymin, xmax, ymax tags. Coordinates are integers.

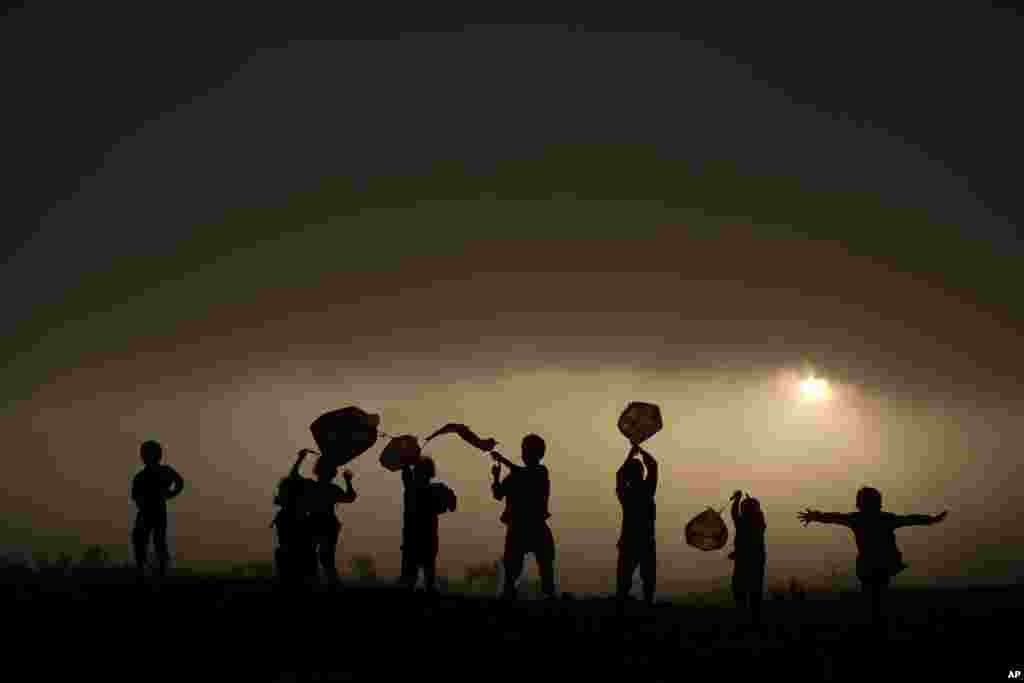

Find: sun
<box><xmin>799</xmin><ymin>376</ymin><xmax>832</xmax><ymax>403</ymax></box>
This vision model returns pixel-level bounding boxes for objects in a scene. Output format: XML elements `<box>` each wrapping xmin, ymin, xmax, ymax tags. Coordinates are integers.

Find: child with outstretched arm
<box><xmin>798</xmin><ymin>486</ymin><xmax>948</xmax><ymax>627</ymax></box>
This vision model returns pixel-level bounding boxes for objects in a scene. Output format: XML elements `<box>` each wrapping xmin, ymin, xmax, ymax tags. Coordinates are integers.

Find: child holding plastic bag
<box><xmin>729</xmin><ymin>490</ymin><xmax>766</xmax><ymax>627</ymax></box>
<box><xmin>399</xmin><ymin>456</ymin><xmax>457</xmax><ymax>596</ymax></box>
<box><xmin>615</xmin><ymin>443</ymin><xmax>658</xmax><ymax>610</ymax></box>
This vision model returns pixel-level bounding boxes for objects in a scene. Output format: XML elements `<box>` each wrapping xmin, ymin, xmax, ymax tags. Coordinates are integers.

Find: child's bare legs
<box><xmin>639</xmin><ymin>545</ymin><xmax>656</xmax><ymax>606</ymax></box>
<box><xmin>399</xmin><ymin>548</ymin><xmax>419</xmax><ymax>590</ymax></box>
<box><xmin>732</xmin><ymin>562</ymin><xmax>765</xmax><ymax>626</ymax></box>
<box><xmin>501</xmin><ymin>546</ymin><xmax>524</xmax><ymax>600</ymax></box>
<box><xmin>535</xmin><ymin>524</ymin><xmax>556</xmax><ymax>598</ymax></box>
<box><xmin>750</xmin><ymin>589</ymin><xmax>763</xmax><ymax>626</ymax></box>
<box><xmin>537</xmin><ymin>560</ymin><xmax>556</xmax><ymax>600</ymax></box>
<box><xmin>152</xmin><ymin>523</ymin><xmax>169</xmax><ymax>578</ymax></box>
<box><xmin>750</xmin><ymin>566</ymin><xmax>765</xmax><ymax>626</ymax></box>
<box><xmin>314</xmin><ymin>518</ymin><xmax>341</xmax><ymax>586</ymax></box>
<box><xmin>864</xmin><ymin>576</ymin><xmax>889</xmax><ymax>627</ymax></box>
<box><xmin>502</xmin><ymin>524</ymin><xmax>556</xmax><ymax>599</ymax></box>
<box><xmin>732</xmin><ymin>574</ymin><xmax>747</xmax><ymax>611</ymax></box>
<box><xmin>132</xmin><ymin>519</ymin><xmax>150</xmax><ymax>577</ymax></box>
<box><xmin>133</xmin><ymin>510</ymin><xmax>169</xmax><ymax>579</ymax></box>
<box><xmin>423</xmin><ymin>553</ymin><xmax>438</xmax><ymax>595</ymax></box>
<box><xmin>616</xmin><ymin>551</ymin><xmax>638</xmax><ymax>602</ymax></box>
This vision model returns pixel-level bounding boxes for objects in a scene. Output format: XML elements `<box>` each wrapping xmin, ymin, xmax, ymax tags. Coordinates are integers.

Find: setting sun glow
<box><xmin>799</xmin><ymin>376</ymin><xmax>832</xmax><ymax>403</ymax></box>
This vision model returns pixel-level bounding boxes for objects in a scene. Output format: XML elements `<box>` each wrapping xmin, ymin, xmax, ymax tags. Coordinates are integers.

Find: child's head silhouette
<box><xmin>414</xmin><ymin>456</ymin><xmax>436</xmax><ymax>482</ymax></box>
<box><xmin>313</xmin><ymin>457</ymin><xmax>339</xmax><ymax>482</ymax></box>
<box><xmin>740</xmin><ymin>496</ymin><xmax>766</xmax><ymax>528</ymax></box>
<box><xmin>621</xmin><ymin>459</ymin><xmax>644</xmax><ymax>487</ymax></box>
<box><xmin>140</xmin><ymin>440</ymin><xmax>163</xmax><ymax>466</ymax></box>
<box><xmin>521</xmin><ymin>434</ymin><xmax>545</xmax><ymax>466</ymax></box>
<box><xmin>856</xmin><ymin>486</ymin><xmax>882</xmax><ymax>513</ymax></box>
<box><xmin>740</xmin><ymin>496</ymin><xmax>762</xmax><ymax>517</ymax></box>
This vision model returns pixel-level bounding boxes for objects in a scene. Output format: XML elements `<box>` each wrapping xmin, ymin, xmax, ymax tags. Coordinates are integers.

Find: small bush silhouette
<box><xmin>464</xmin><ymin>560</ymin><xmax>500</xmax><ymax>593</ymax></box>
<box><xmin>522</xmin><ymin>577</ymin><xmax>543</xmax><ymax>598</ymax></box>
<box><xmin>79</xmin><ymin>546</ymin><xmax>111</xmax><ymax>570</ymax></box>
<box><xmin>0</xmin><ymin>554</ymin><xmax>32</xmax><ymax>582</ymax></box>
<box><xmin>228</xmin><ymin>561</ymin><xmax>274</xmax><ymax>578</ymax></box>
<box><xmin>350</xmin><ymin>554</ymin><xmax>377</xmax><ymax>581</ymax></box>
<box><xmin>33</xmin><ymin>551</ymin><xmax>51</xmax><ymax>572</ymax></box>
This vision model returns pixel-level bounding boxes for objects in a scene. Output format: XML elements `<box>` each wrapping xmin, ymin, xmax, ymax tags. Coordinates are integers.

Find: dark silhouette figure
<box><xmin>798</xmin><ymin>486</ymin><xmax>948</xmax><ymax>627</ymax></box>
<box><xmin>490</xmin><ymin>434</ymin><xmax>556</xmax><ymax>600</ymax></box>
<box><xmin>305</xmin><ymin>457</ymin><xmax>357</xmax><ymax>588</ymax></box>
<box><xmin>615</xmin><ymin>443</ymin><xmax>658</xmax><ymax>609</ymax></box>
<box><xmin>271</xmin><ymin>449</ymin><xmax>317</xmax><ymax>587</ymax></box>
<box><xmin>131</xmin><ymin>440</ymin><xmax>185</xmax><ymax>580</ymax></box>
<box><xmin>729</xmin><ymin>489</ymin><xmax>766</xmax><ymax>627</ymax></box>
<box><xmin>399</xmin><ymin>457</ymin><xmax>457</xmax><ymax>595</ymax></box>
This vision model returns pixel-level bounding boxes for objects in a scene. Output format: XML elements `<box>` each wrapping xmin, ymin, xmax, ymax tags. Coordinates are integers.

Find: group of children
<box><xmin>131</xmin><ymin>434</ymin><xmax>949</xmax><ymax>626</ymax></box>
<box><xmin>270</xmin><ymin>448</ymin><xmax>358</xmax><ymax>587</ymax></box>
<box><xmin>394</xmin><ymin>433</ymin><xmax>557</xmax><ymax>600</ymax></box>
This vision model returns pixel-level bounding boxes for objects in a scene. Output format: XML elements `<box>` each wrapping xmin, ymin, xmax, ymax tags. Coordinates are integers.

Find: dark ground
<box><xmin>4</xmin><ymin>569</ymin><xmax>1019</xmax><ymax>681</ymax></box>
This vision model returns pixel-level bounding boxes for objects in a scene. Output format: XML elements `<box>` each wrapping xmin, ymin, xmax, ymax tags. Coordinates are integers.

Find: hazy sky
<box><xmin>3</xmin><ymin>24</ymin><xmax>1022</xmax><ymax>590</ymax></box>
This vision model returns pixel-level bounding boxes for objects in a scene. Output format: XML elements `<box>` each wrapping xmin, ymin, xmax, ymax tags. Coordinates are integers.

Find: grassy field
<box><xmin>4</xmin><ymin>566</ymin><xmax>1019</xmax><ymax>681</ymax></box>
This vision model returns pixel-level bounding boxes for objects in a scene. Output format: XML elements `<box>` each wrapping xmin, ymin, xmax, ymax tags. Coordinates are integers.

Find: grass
<box><xmin>3</xmin><ymin>555</ymin><xmax>1019</xmax><ymax>681</ymax></box>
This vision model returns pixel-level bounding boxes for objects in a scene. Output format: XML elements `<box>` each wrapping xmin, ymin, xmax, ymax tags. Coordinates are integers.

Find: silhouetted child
<box><xmin>399</xmin><ymin>457</ymin><xmax>457</xmax><ymax>595</ymax></box>
<box><xmin>615</xmin><ymin>443</ymin><xmax>658</xmax><ymax>609</ymax></box>
<box><xmin>305</xmin><ymin>457</ymin><xmax>357</xmax><ymax>587</ymax></box>
<box><xmin>131</xmin><ymin>440</ymin><xmax>185</xmax><ymax>580</ymax></box>
<box><xmin>728</xmin><ymin>489</ymin><xmax>766</xmax><ymax>626</ymax></box>
<box><xmin>490</xmin><ymin>434</ymin><xmax>556</xmax><ymax>600</ymax></box>
<box><xmin>798</xmin><ymin>486</ymin><xmax>948</xmax><ymax>627</ymax></box>
<box><xmin>271</xmin><ymin>449</ymin><xmax>317</xmax><ymax>586</ymax></box>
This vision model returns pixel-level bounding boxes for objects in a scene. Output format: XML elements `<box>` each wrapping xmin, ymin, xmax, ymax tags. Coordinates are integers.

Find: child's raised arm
<box><xmin>338</xmin><ymin>470</ymin><xmax>357</xmax><ymax>503</ymax></box>
<box><xmin>615</xmin><ymin>445</ymin><xmax>637</xmax><ymax>502</ymax></box>
<box><xmin>640</xmin><ymin>448</ymin><xmax>658</xmax><ymax>494</ymax></box>
<box><xmin>489</xmin><ymin>450</ymin><xmax>520</xmax><ymax>471</ymax></box>
<box><xmin>289</xmin><ymin>449</ymin><xmax>312</xmax><ymax>479</ymax></box>
<box><xmin>491</xmin><ymin>459</ymin><xmax>506</xmax><ymax>501</ymax></box>
<box><xmin>892</xmin><ymin>511</ymin><xmax>948</xmax><ymax>528</ymax></box>
<box><xmin>797</xmin><ymin>509</ymin><xmax>852</xmax><ymax>527</ymax></box>
<box><xmin>730</xmin><ymin>490</ymin><xmax>742</xmax><ymax>523</ymax></box>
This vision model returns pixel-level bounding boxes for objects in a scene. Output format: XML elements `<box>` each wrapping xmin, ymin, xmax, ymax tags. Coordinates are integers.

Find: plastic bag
<box><xmin>379</xmin><ymin>435</ymin><xmax>423</xmax><ymax>472</ymax></box>
<box><xmin>424</xmin><ymin>423</ymin><xmax>497</xmax><ymax>452</ymax></box>
<box><xmin>685</xmin><ymin>507</ymin><xmax>729</xmax><ymax>551</ymax></box>
<box><xmin>310</xmin><ymin>406</ymin><xmax>380</xmax><ymax>465</ymax></box>
<box><xmin>618</xmin><ymin>402</ymin><xmax>663</xmax><ymax>445</ymax></box>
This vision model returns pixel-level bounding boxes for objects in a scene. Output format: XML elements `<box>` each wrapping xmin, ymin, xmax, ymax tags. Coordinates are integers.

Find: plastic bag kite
<box><xmin>617</xmin><ymin>402</ymin><xmax>663</xmax><ymax>445</ymax></box>
<box><xmin>424</xmin><ymin>423</ymin><xmax>497</xmax><ymax>453</ymax></box>
<box><xmin>310</xmin><ymin>406</ymin><xmax>381</xmax><ymax>467</ymax></box>
<box><xmin>685</xmin><ymin>507</ymin><xmax>729</xmax><ymax>551</ymax></box>
<box><xmin>379</xmin><ymin>435</ymin><xmax>423</xmax><ymax>472</ymax></box>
